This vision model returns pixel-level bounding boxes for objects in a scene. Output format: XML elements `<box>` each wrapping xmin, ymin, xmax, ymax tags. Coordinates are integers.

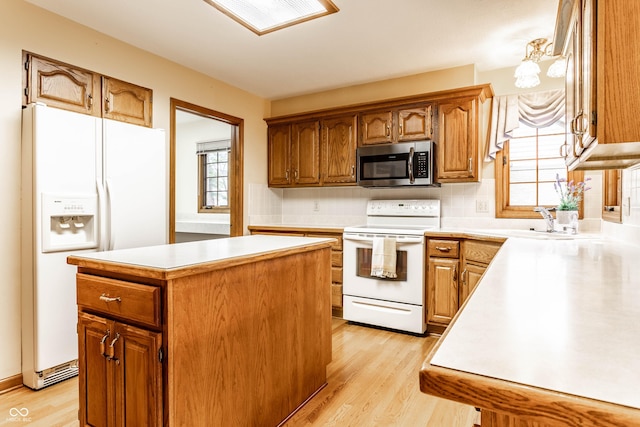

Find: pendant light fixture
<box><xmin>514</xmin><ymin>38</ymin><xmax>566</xmax><ymax>88</ymax></box>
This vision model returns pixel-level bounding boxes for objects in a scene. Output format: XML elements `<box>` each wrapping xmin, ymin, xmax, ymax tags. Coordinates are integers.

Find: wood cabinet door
<box><xmin>78</xmin><ymin>312</ymin><xmax>114</xmax><ymax>427</ymax></box>
<box><xmin>427</xmin><ymin>258</ymin><xmax>459</xmax><ymax>326</ymax></box>
<box><xmin>321</xmin><ymin>114</ymin><xmax>357</xmax><ymax>184</ymax></box>
<box><xmin>25</xmin><ymin>54</ymin><xmax>101</xmax><ymax>117</ymax></box>
<box><xmin>460</xmin><ymin>262</ymin><xmax>486</xmax><ymax>305</ymax></box>
<box><xmin>360</xmin><ymin>111</ymin><xmax>393</xmax><ymax>145</ymax></box>
<box><xmin>102</xmin><ymin>77</ymin><xmax>153</xmax><ymax>128</ymax></box>
<box><xmin>268</xmin><ymin>124</ymin><xmax>292</xmax><ymax>186</ymax></box>
<box><xmin>577</xmin><ymin>0</ymin><xmax>596</xmax><ymax>151</ymax></box>
<box><xmin>437</xmin><ymin>98</ymin><xmax>477</xmax><ymax>182</ymax></box>
<box><xmin>398</xmin><ymin>106</ymin><xmax>432</xmax><ymax>141</ymax></box>
<box><xmin>563</xmin><ymin>8</ymin><xmax>580</xmax><ymax>167</ymax></box>
<box><xmin>114</xmin><ymin>323</ymin><xmax>163</xmax><ymax>427</ymax></box>
<box><xmin>292</xmin><ymin>120</ymin><xmax>321</xmax><ymax>185</ymax></box>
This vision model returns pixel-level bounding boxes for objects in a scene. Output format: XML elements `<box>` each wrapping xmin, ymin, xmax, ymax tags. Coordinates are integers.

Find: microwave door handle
<box><xmin>408</xmin><ymin>147</ymin><xmax>415</xmax><ymax>184</ymax></box>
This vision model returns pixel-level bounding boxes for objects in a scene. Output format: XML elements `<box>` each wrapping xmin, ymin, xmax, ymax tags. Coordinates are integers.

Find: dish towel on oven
<box><xmin>370</xmin><ymin>236</ymin><xmax>397</xmax><ymax>279</ymax></box>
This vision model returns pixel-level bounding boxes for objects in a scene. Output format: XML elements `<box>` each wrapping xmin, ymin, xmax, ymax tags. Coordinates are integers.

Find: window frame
<box><xmin>495</xmin><ymin>127</ymin><xmax>584</xmax><ymax>219</ymax></box>
<box><xmin>198</xmin><ymin>147</ymin><xmax>231</xmax><ymax>214</ymax></box>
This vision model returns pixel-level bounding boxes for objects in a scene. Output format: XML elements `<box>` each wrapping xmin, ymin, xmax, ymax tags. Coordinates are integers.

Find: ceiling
<box><xmin>25</xmin><ymin>0</ymin><xmax>560</xmax><ymax>100</ymax></box>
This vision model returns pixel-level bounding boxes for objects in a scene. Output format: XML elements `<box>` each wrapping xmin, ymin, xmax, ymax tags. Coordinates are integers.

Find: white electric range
<box><xmin>342</xmin><ymin>199</ymin><xmax>440</xmax><ymax>334</ymax></box>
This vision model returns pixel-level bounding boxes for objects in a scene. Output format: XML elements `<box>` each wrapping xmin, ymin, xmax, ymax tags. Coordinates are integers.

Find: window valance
<box><xmin>486</xmin><ymin>89</ymin><xmax>565</xmax><ymax>160</ymax></box>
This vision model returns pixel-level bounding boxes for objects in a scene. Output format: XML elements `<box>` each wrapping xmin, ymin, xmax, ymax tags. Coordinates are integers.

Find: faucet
<box><xmin>534</xmin><ymin>207</ymin><xmax>556</xmax><ymax>232</ymax></box>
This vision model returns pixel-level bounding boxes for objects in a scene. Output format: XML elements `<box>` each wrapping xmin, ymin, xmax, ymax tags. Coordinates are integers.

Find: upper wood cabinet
<box><xmin>359</xmin><ymin>105</ymin><xmax>433</xmax><ymax>146</ymax></box>
<box><xmin>602</xmin><ymin>169</ymin><xmax>622</xmax><ymax>223</ymax></box>
<box><xmin>292</xmin><ymin>120</ymin><xmax>321</xmax><ymax>185</ymax></box>
<box><xmin>437</xmin><ymin>97</ymin><xmax>480</xmax><ymax>182</ymax></box>
<box><xmin>23</xmin><ymin>52</ymin><xmax>153</xmax><ymax>127</ymax></box>
<box><xmin>321</xmin><ymin>114</ymin><xmax>358</xmax><ymax>184</ymax></box>
<box><xmin>268</xmin><ymin>120</ymin><xmax>321</xmax><ymax>187</ymax></box>
<box><xmin>268</xmin><ymin>124</ymin><xmax>292</xmax><ymax>186</ymax></box>
<box><xmin>557</xmin><ymin>0</ymin><xmax>640</xmax><ymax>170</ymax></box>
<box><xmin>24</xmin><ymin>53</ymin><xmax>101</xmax><ymax>117</ymax></box>
<box><xmin>103</xmin><ymin>76</ymin><xmax>153</xmax><ymax>127</ymax></box>
<box><xmin>265</xmin><ymin>84</ymin><xmax>493</xmax><ymax>187</ymax></box>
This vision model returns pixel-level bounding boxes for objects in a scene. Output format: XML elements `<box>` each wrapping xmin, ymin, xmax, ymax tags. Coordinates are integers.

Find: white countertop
<box><xmin>430</xmin><ymin>236</ymin><xmax>640</xmax><ymax>409</ymax></box>
<box><xmin>68</xmin><ymin>235</ymin><xmax>334</xmax><ymax>270</ymax></box>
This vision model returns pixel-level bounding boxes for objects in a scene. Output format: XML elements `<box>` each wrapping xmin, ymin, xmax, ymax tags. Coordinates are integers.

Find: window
<box><xmin>198</xmin><ymin>145</ymin><xmax>230</xmax><ymax>213</ymax></box>
<box><xmin>496</xmin><ymin>121</ymin><xmax>584</xmax><ymax>218</ymax></box>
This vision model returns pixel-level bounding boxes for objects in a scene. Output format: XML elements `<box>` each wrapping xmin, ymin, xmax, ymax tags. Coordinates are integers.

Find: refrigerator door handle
<box><xmin>105</xmin><ymin>179</ymin><xmax>114</xmax><ymax>251</ymax></box>
<box><xmin>96</xmin><ymin>179</ymin><xmax>108</xmax><ymax>251</ymax></box>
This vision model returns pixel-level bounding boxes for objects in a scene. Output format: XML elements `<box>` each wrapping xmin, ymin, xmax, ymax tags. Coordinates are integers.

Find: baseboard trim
<box><xmin>0</xmin><ymin>374</ymin><xmax>23</xmax><ymax>395</ymax></box>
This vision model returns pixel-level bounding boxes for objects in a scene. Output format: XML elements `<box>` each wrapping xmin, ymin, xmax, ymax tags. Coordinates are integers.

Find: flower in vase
<box><xmin>554</xmin><ymin>174</ymin><xmax>591</xmax><ymax>211</ymax></box>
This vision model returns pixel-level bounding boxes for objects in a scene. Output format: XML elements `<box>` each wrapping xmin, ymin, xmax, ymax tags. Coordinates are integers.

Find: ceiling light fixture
<box><xmin>203</xmin><ymin>0</ymin><xmax>339</xmax><ymax>36</ymax></box>
<box><xmin>514</xmin><ymin>38</ymin><xmax>566</xmax><ymax>88</ymax></box>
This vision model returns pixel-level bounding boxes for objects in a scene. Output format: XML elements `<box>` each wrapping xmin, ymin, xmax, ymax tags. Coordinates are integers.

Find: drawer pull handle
<box><xmin>435</xmin><ymin>246</ymin><xmax>451</xmax><ymax>252</ymax></box>
<box><xmin>99</xmin><ymin>293</ymin><xmax>121</xmax><ymax>303</ymax></box>
<box><xmin>99</xmin><ymin>330</ymin><xmax>110</xmax><ymax>357</ymax></box>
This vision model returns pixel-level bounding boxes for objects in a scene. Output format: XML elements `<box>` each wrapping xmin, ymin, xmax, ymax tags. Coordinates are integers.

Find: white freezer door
<box><xmin>102</xmin><ymin>119</ymin><xmax>167</xmax><ymax>250</ymax></box>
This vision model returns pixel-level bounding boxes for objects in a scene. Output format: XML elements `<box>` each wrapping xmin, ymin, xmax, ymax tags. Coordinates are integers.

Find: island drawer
<box><xmin>76</xmin><ymin>273</ymin><xmax>161</xmax><ymax>328</ymax></box>
<box><xmin>428</xmin><ymin>239</ymin><xmax>460</xmax><ymax>258</ymax></box>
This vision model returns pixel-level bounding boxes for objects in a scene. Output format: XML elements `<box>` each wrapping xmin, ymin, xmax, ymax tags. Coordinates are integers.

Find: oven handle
<box><xmin>343</xmin><ymin>233</ymin><xmax>424</xmax><ymax>244</ymax></box>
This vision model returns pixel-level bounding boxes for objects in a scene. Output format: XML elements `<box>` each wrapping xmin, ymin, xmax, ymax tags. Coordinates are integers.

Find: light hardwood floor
<box><xmin>0</xmin><ymin>319</ymin><xmax>478</xmax><ymax>426</ymax></box>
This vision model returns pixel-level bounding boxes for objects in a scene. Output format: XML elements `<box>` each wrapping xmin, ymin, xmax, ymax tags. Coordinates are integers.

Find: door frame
<box><xmin>169</xmin><ymin>98</ymin><xmax>244</xmax><ymax>241</ymax></box>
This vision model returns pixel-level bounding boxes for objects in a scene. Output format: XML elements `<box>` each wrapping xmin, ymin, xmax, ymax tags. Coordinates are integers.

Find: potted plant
<box><xmin>554</xmin><ymin>174</ymin><xmax>591</xmax><ymax>233</ymax></box>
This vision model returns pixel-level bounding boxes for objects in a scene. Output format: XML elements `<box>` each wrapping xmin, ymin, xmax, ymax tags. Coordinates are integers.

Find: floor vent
<box><xmin>39</xmin><ymin>361</ymin><xmax>79</xmax><ymax>389</ymax></box>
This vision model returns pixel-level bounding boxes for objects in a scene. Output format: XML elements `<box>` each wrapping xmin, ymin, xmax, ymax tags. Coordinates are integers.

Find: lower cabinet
<box><xmin>78</xmin><ymin>312</ymin><xmax>163</xmax><ymax>427</ymax></box>
<box><xmin>78</xmin><ymin>274</ymin><xmax>163</xmax><ymax>426</ymax></box>
<box><xmin>426</xmin><ymin>237</ymin><xmax>503</xmax><ymax>334</ymax></box>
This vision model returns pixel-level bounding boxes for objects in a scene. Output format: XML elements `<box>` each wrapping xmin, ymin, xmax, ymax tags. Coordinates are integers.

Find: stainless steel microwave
<box><xmin>356</xmin><ymin>141</ymin><xmax>435</xmax><ymax>187</ymax></box>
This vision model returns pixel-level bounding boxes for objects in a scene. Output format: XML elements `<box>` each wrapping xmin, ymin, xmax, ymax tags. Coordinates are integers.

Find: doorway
<box><xmin>170</xmin><ymin>98</ymin><xmax>243</xmax><ymax>242</ymax></box>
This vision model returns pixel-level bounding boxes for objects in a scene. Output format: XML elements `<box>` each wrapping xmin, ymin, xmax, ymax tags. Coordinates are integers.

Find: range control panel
<box><xmin>366</xmin><ymin>199</ymin><xmax>441</xmax><ymax>218</ymax></box>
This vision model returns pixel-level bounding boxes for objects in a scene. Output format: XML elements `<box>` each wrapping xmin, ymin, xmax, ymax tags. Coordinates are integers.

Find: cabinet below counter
<box><xmin>419</xmin><ymin>237</ymin><xmax>640</xmax><ymax>427</ymax></box>
<box><xmin>68</xmin><ymin>235</ymin><xmax>334</xmax><ymax>427</ymax></box>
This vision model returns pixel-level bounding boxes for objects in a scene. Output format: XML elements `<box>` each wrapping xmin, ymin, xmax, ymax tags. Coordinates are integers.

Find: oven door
<box><xmin>342</xmin><ymin>232</ymin><xmax>425</xmax><ymax>305</ymax></box>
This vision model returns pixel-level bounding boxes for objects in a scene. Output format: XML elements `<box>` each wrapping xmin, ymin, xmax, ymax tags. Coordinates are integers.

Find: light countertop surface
<box><xmin>67</xmin><ymin>235</ymin><xmax>334</xmax><ymax>270</ymax></box>
<box><xmin>429</xmin><ymin>236</ymin><xmax>640</xmax><ymax>410</ymax></box>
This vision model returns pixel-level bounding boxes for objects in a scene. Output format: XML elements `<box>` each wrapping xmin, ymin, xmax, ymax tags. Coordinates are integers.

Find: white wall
<box><xmin>0</xmin><ymin>0</ymin><xmax>269</xmax><ymax>382</ymax></box>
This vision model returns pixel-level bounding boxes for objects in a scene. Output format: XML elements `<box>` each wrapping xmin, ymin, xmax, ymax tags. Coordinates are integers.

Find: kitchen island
<box><xmin>67</xmin><ymin>235</ymin><xmax>334</xmax><ymax>427</ymax></box>
<box><xmin>419</xmin><ymin>236</ymin><xmax>640</xmax><ymax>427</ymax></box>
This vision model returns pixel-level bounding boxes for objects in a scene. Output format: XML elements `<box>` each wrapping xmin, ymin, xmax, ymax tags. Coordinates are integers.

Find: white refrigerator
<box><xmin>21</xmin><ymin>103</ymin><xmax>167</xmax><ymax>389</ymax></box>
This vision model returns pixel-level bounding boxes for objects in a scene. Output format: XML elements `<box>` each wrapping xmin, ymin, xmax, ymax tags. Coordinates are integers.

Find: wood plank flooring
<box><xmin>0</xmin><ymin>319</ymin><xmax>478</xmax><ymax>426</ymax></box>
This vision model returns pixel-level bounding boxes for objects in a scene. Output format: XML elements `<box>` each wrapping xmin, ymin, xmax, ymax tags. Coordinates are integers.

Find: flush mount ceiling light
<box><xmin>203</xmin><ymin>0</ymin><xmax>339</xmax><ymax>36</ymax></box>
<box><xmin>514</xmin><ymin>38</ymin><xmax>566</xmax><ymax>88</ymax></box>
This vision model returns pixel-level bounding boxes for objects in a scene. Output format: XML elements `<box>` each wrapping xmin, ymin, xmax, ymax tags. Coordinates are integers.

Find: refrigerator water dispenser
<box><xmin>41</xmin><ymin>193</ymin><xmax>98</xmax><ymax>253</ymax></box>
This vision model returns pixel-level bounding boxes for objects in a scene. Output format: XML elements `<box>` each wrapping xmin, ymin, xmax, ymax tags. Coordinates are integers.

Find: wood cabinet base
<box><xmin>73</xmin><ymin>244</ymin><xmax>332</xmax><ymax>426</ymax></box>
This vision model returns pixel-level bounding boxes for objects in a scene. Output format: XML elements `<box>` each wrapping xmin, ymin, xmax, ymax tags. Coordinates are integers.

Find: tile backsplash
<box><xmin>249</xmin><ymin>170</ymin><xmax>603</xmax><ymax>232</ymax></box>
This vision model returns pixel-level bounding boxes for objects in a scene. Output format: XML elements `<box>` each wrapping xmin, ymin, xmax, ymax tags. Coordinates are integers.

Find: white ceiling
<box><xmin>25</xmin><ymin>0</ymin><xmax>560</xmax><ymax>100</ymax></box>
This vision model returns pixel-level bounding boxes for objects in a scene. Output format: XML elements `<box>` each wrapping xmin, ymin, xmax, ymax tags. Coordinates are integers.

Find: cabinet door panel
<box><xmin>115</xmin><ymin>323</ymin><xmax>163</xmax><ymax>427</ymax></box>
<box><xmin>268</xmin><ymin>124</ymin><xmax>291</xmax><ymax>186</ymax></box>
<box><xmin>78</xmin><ymin>313</ymin><xmax>113</xmax><ymax>427</ymax></box>
<box><xmin>398</xmin><ymin>106</ymin><xmax>432</xmax><ymax>141</ymax></box>
<box><xmin>292</xmin><ymin>120</ymin><xmax>321</xmax><ymax>185</ymax></box>
<box><xmin>322</xmin><ymin>114</ymin><xmax>357</xmax><ymax>184</ymax></box>
<box><xmin>460</xmin><ymin>263</ymin><xmax>485</xmax><ymax>305</ymax></box>
<box><xmin>437</xmin><ymin>99</ymin><xmax>476</xmax><ymax>181</ymax></box>
<box><xmin>427</xmin><ymin>258</ymin><xmax>459</xmax><ymax>326</ymax></box>
<box><xmin>103</xmin><ymin>77</ymin><xmax>152</xmax><ymax>127</ymax></box>
<box><xmin>26</xmin><ymin>54</ymin><xmax>100</xmax><ymax>117</ymax></box>
<box><xmin>360</xmin><ymin>111</ymin><xmax>393</xmax><ymax>145</ymax></box>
